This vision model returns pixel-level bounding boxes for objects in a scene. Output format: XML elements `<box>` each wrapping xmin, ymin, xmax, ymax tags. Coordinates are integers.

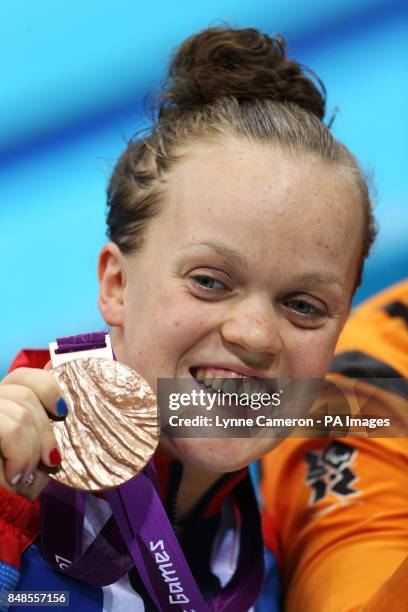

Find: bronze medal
<box><xmin>49</xmin><ymin>357</ymin><xmax>159</xmax><ymax>491</ymax></box>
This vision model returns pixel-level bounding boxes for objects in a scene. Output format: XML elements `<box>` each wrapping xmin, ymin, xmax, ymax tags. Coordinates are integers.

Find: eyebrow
<box><xmin>177</xmin><ymin>241</ymin><xmax>344</xmax><ymax>289</ymax></box>
<box><xmin>290</xmin><ymin>272</ymin><xmax>344</xmax><ymax>290</ymax></box>
<box><xmin>177</xmin><ymin>241</ymin><xmax>249</xmax><ymax>270</ymax></box>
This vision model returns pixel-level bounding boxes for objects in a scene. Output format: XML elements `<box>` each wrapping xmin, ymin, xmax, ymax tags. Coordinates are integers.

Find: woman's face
<box><xmin>99</xmin><ymin>138</ymin><xmax>363</xmax><ymax>472</ymax></box>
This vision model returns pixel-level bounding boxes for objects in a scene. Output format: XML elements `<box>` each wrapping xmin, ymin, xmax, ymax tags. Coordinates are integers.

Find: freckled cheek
<box><xmin>124</xmin><ymin>287</ymin><xmax>221</xmax><ymax>379</ymax></box>
<box><xmin>130</xmin><ymin>299</ymin><xmax>220</xmax><ymax>381</ymax></box>
<box><xmin>162</xmin><ymin>294</ymin><xmax>220</xmax><ymax>345</ymax></box>
<box><xmin>287</xmin><ymin>333</ymin><xmax>338</xmax><ymax>378</ymax></box>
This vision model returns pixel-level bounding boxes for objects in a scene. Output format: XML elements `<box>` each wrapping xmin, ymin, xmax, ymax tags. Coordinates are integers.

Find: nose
<box><xmin>220</xmin><ymin>297</ymin><xmax>283</xmax><ymax>357</ymax></box>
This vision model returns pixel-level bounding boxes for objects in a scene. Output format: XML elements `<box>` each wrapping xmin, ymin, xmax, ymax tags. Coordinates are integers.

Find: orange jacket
<box><xmin>261</xmin><ymin>280</ymin><xmax>408</xmax><ymax>612</ymax></box>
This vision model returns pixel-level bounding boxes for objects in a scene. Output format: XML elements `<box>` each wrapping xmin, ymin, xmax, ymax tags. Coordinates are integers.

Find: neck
<box><xmin>173</xmin><ymin>463</ymin><xmax>223</xmax><ymax>523</ymax></box>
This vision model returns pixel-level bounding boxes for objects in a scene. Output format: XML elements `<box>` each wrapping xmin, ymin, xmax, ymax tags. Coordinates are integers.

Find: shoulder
<box><xmin>8</xmin><ymin>348</ymin><xmax>50</xmax><ymax>373</ymax></box>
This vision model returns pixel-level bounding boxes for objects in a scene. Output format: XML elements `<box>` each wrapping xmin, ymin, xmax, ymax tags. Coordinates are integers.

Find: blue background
<box><xmin>1</xmin><ymin>0</ymin><xmax>407</xmax><ymax>375</ymax></box>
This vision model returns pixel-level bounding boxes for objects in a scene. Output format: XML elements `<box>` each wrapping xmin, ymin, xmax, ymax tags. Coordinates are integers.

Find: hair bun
<box><xmin>160</xmin><ymin>27</ymin><xmax>326</xmax><ymax>120</ymax></box>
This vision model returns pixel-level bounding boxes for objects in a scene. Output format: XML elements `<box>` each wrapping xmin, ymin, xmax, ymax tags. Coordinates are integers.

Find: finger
<box><xmin>16</xmin><ymin>470</ymin><xmax>50</xmax><ymax>501</ymax></box>
<box><xmin>0</xmin><ymin>386</ymin><xmax>60</xmax><ymax>467</ymax></box>
<box><xmin>0</xmin><ymin>402</ymin><xmax>40</xmax><ymax>485</ymax></box>
<box><xmin>1</xmin><ymin>368</ymin><xmax>68</xmax><ymax>418</ymax></box>
<box><xmin>0</xmin><ymin>457</ymin><xmax>13</xmax><ymax>493</ymax></box>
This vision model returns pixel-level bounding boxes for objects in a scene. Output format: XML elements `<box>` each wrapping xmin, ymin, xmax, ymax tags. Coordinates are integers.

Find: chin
<box><xmin>165</xmin><ymin>437</ymin><xmax>282</xmax><ymax>473</ymax></box>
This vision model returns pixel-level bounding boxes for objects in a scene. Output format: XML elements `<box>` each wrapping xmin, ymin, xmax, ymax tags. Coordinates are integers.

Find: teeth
<box><xmin>193</xmin><ymin>367</ymin><xmax>258</xmax><ymax>395</ymax></box>
<box><xmin>252</xmin><ymin>380</ymin><xmax>264</xmax><ymax>394</ymax></box>
<box><xmin>221</xmin><ymin>379</ymin><xmax>239</xmax><ymax>394</ymax></box>
<box><xmin>194</xmin><ymin>366</ymin><xmax>244</xmax><ymax>381</ymax></box>
<box><xmin>211</xmin><ymin>379</ymin><xmax>225</xmax><ymax>391</ymax></box>
<box><xmin>242</xmin><ymin>379</ymin><xmax>253</xmax><ymax>394</ymax></box>
<box><xmin>192</xmin><ymin>367</ymin><xmax>277</xmax><ymax>400</ymax></box>
<box><xmin>194</xmin><ymin>367</ymin><xmax>214</xmax><ymax>382</ymax></box>
<box><xmin>235</xmin><ymin>380</ymin><xmax>244</xmax><ymax>395</ymax></box>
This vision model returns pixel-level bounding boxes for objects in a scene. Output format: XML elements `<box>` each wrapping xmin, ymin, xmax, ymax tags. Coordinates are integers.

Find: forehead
<box><xmin>161</xmin><ymin>138</ymin><xmax>362</xmax><ymax>254</ymax></box>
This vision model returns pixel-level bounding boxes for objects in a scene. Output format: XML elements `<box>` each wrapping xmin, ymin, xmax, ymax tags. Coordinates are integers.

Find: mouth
<box><xmin>189</xmin><ymin>366</ymin><xmax>279</xmax><ymax>396</ymax></box>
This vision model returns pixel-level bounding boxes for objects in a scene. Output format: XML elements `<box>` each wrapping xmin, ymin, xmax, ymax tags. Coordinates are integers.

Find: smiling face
<box><xmin>99</xmin><ymin>137</ymin><xmax>363</xmax><ymax>472</ymax></box>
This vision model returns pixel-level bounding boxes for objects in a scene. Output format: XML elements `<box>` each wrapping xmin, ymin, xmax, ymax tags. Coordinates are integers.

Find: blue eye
<box><xmin>289</xmin><ymin>299</ymin><xmax>319</xmax><ymax>316</ymax></box>
<box><xmin>194</xmin><ymin>275</ymin><xmax>225</xmax><ymax>290</ymax></box>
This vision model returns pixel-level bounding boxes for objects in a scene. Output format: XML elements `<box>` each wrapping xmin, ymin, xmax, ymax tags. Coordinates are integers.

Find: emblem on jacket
<box><xmin>305</xmin><ymin>441</ymin><xmax>359</xmax><ymax>505</ymax></box>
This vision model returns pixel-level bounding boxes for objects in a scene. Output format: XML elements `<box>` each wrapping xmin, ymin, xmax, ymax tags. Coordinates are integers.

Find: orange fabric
<box><xmin>261</xmin><ymin>279</ymin><xmax>408</xmax><ymax>611</ymax></box>
<box><xmin>363</xmin><ymin>555</ymin><xmax>408</xmax><ymax>612</ymax></box>
<box><xmin>336</xmin><ymin>279</ymin><xmax>408</xmax><ymax>377</ymax></box>
<box><xmin>261</xmin><ymin>438</ymin><xmax>408</xmax><ymax>612</ymax></box>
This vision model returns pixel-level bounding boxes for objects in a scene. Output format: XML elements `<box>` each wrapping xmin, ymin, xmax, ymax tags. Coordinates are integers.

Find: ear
<box><xmin>97</xmin><ymin>242</ymin><xmax>126</xmax><ymax>327</ymax></box>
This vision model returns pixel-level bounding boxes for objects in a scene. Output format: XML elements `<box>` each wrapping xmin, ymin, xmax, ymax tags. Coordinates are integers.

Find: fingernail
<box><xmin>49</xmin><ymin>448</ymin><xmax>62</xmax><ymax>465</ymax></box>
<box><xmin>24</xmin><ymin>471</ymin><xmax>36</xmax><ymax>487</ymax></box>
<box><xmin>10</xmin><ymin>472</ymin><xmax>22</xmax><ymax>485</ymax></box>
<box><xmin>56</xmin><ymin>397</ymin><xmax>68</xmax><ymax>416</ymax></box>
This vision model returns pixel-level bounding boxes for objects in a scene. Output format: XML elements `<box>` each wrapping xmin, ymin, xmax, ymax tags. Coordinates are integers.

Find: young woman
<box><xmin>0</xmin><ymin>27</ymin><xmax>376</xmax><ymax>611</ymax></box>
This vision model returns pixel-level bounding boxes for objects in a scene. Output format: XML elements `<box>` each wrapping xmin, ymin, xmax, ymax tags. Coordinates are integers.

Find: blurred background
<box><xmin>1</xmin><ymin>0</ymin><xmax>407</xmax><ymax>376</ymax></box>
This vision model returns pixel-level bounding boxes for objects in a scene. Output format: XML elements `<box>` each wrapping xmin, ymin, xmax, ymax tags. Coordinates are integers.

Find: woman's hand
<box><xmin>0</xmin><ymin>367</ymin><xmax>67</xmax><ymax>499</ymax></box>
